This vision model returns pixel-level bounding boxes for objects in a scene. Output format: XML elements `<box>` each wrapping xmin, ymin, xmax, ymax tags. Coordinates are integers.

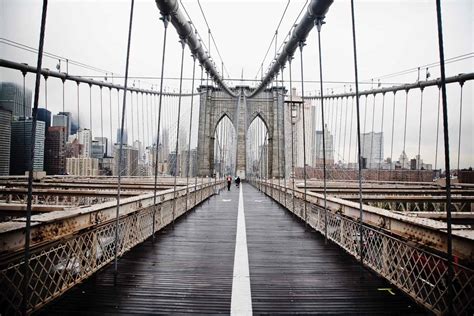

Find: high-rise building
<box><xmin>0</xmin><ymin>107</ymin><xmax>12</xmax><ymax>175</ymax></box>
<box><xmin>113</xmin><ymin>144</ymin><xmax>139</xmax><ymax>176</ymax></box>
<box><xmin>65</xmin><ymin>138</ymin><xmax>83</xmax><ymax>158</ymax></box>
<box><xmin>315</xmin><ymin>124</ymin><xmax>334</xmax><ymax>166</ymax></box>
<box><xmin>10</xmin><ymin>119</ymin><xmax>45</xmax><ymax>174</ymax></box>
<box><xmin>116</xmin><ymin>128</ymin><xmax>128</xmax><ymax>145</ymax></box>
<box><xmin>168</xmin><ymin>151</ymin><xmax>180</xmax><ymax>176</ymax></box>
<box><xmin>160</xmin><ymin>128</ymin><xmax>170</xmax><ymax>163</ymax></box>
<box><xmin>94</xmin><ymin>137</ymin><xmax>108</xmax><ymax>156</ymax></box>
<box><xmin>361</xmin><ymin>132</ymin><xmax>384</xmax><ymax>169</ymax></box>
<box><xmin>91</xmin><ymin>140</ymin><xmax>105</xmax><ymax>159</ymax></box>
<box><xmin>0</xmin><ymin>82</ymin><xmax>32</xmax><ymax>118</ymax></box>
<box><xmin>66</xmin><ymin>157</ymin><xmax>99</xmax><ymax>176</ymax></box>
<box><xmin>291</xmin><ymin>88</ymin><xmax>315</xmax><ymax>168</ymax></box>
<box><xmin>37</xmin><ymin>108</ymin><xmax>51</xmax><ymax>135</ymax></box>
<box><xmin>45</xmin><ymin>126</ymin><xmax>66</xmax><ymax>175</ymax></box>
<box><xmin>53</xmin><ymin>114</ymin><xmax>70</xmax><ymax>138</ymax></box>
<box><xmin>77</xmin><ymin>128</ymin><xmax>92</xmax><ymax>157</ymax></box>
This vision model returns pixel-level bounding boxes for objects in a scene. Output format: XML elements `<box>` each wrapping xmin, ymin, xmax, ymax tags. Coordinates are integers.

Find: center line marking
<box><xmin>231</xmin><ymin>184</ymin><xmax>252</xmax><ymax>315</ymax></box>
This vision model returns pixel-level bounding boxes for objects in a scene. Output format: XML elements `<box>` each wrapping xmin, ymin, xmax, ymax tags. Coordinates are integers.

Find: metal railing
<box><xmin>0</xmin><ymin>180</ymin><xmax>223</xmax><ymax>315</ymax></box>
<box><xmin>255</xmin><ymin>179</ymin><xmax>474</xmax><ymax>315</ymax></box>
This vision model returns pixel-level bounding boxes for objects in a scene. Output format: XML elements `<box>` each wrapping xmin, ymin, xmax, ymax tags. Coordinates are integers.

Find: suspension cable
<box><xmin>389</xmin><ymin>92</ymin><xmax>396</xmax><ymax>170</ymax></box>
<box><xmin>315</xmin><ymin>18</ymin><xmax>328</xmax><ymax>243</ymax></box>
<box><xmin>100</xmin><ymin>87</ymin><xmax>104</xmax><ymax>154</ymax></box>
<box><xmin>76</xmin><ymin>82</ymin><xmax>80</xmax><ymax>138</ymax></box>
<box><xmin>342</xmin><ymin>96</ymin><xmax>349</xmax><ymax>164</ymax></box>
<box><xmin>298</xmin><ymin>41</ymin><xmax>308</xmax><ymax>223</ymax></box>
<box><xmin>348</xmin><ymin>95</ymin><xmax>354</xmax><ymax>165</ymax></box>
<box><xmin>114</xmin><ymin>0</ymin><xmax>135</xmax><ymax>273</ymax></box>
<box><xmin>402</xmin><ymin>89</ymin><xmax>409</xmax><ymax>160</ymax></box>
<box><xmin>378</xmin><ymin>93</ymin><xmax>386</xmax><ymax>175</ymax></box>
<box><xmin>152</xmin><ymin>14</ymin><xmax>169</xmax><ymax>241</ymax></box>
<box><xmin>457</xmin><ymin>81</ymin><xmax>464</xmax><ymax>171</ymax></box>
<box><xmin>22</xmin><ymin>0</ymin><xmax>48</xmax><ymax>313</ymax></box>
<box><xmin>350</xmin><ymin>0</ymin><xmax>365</xmax><ymax>266</ymax></box>
<box><xmin>417</xmin><ymin>88</ymin><xmax>424</xmax><ymax>170</ymax></box>
<box><xmin>434</xmin><ymin>86</ymin><xmax>441</xmax><ymax>170</ymax></box>
<box><xmin>436</xmin><ymin>1</ymin><xmax>454</xmax><ymax>313</ymax></box>
<box><xmin>369</xmin><ymin>94</ymin><xmax>376</xmax><ymax>169</ymax></box>
<box><xmin>44</xmin><ymin>74</ymin><xmax>48</xmax><ymax>110</ymax></box>
<box><xmin>288</xmin><ymin>56</ymin><xmax>296</xmax><ymax>214</ymax></box>
<box><xmin>172</xmin><ymin>40</ymin><xmax>186</xmax><ymax>225</ymax></box>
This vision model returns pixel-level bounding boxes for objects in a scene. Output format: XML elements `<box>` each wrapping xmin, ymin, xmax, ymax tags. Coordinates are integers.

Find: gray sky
<box><xmin>0</xmin><ymin>0</ymin><xmax>473</xmax><ymax>168</ymax></box>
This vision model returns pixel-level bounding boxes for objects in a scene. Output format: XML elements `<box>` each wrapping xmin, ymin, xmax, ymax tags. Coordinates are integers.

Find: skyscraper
<box><xmin>77</xmin><ymin>128</ymin><xmax>92</xmax><ymax>157</ymax></box>
<box><xmin>53</xmin><ymin>113</ymin><xmax>70</xmax><ymax>138</ymax></box>
<box><xmin>45</xmin><ymin>126</ymin><xmax>66</xmax><ymax>175</ymax></box>
<box><xmin>10</xmin><ymin>119</ymin><xmax>45</xmax><ymax>174</ymax></box>
<box><xmin>116</xmin><ymin>128</ymin><xmax>128</xmax><ymax>145</ymax></box>
<box><xmin>361</xmin><ymin>132</ymin><xmax>384</xmax><ymax>169</ymax></box>
<box><xmin>315</xmin><ymin>124</ymin><xmax>334</xmax><ymax>166</ymax></box>
<box><xmin>160</xmin><ymin>128</ymin><xmax>170</xmax><ymax>163</ymax></box>
<box><xmin>0</xmin><ymin>107</ymin><xmax>12</xmax><ymax>175</ymax></box>
<box><xmin>0</xmin><ymin>82</ymin><xmax>32</xmax><ymax>118</ymax></box>
<box><xmin>37</xmin><ymin>108</ymin><xmax>51</xmax><ymax>135</ymax></box>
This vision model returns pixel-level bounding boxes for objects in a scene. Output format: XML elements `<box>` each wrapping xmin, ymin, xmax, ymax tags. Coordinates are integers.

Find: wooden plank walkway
<box><xmin>38</xmin><ymin>183</ymin><xmax>426</xmax><ymax>314</ymax></box>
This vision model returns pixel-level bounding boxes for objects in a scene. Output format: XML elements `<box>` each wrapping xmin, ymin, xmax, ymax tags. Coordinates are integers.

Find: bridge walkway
<box><xmin>39</xmin><ymin>183</ymin><xmax>424</xmax><ymax>314</ymax></box>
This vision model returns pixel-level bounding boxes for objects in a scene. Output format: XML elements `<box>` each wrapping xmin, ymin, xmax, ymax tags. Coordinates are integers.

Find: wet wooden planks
<box><xmin>243</xmin><ymin>184</ymin><xmax>426</xmax><ymax>315</ymax></box>
<box><xmin>38</xmin><ymin>187</ymin><xmax>240</xmax><ymax>315</ymax></box>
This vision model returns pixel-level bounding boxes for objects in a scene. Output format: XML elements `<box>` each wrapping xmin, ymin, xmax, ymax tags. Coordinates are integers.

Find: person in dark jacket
<box><xmin>235</xmin><ymin>176</ymin><xmax>241</xmax><ymax>188</ymax></box>
<box><xmin>226</xmin><ymin>175</ymin><xmax>232</xmax><ymax>191</ymax></box>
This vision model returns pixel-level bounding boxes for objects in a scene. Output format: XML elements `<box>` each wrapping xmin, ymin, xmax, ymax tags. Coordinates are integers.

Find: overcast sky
<box><xmin>0</xmin><ymin>0</ymin><xmax>472</xmax><ymax>169</ymax></box>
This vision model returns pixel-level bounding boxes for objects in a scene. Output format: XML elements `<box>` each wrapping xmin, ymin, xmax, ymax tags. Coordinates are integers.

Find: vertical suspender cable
<box><xmin>417</xmin><ymin>88</ymin><xmax>424</xmax><ymax>170</ymax></box>
<box><xmin>288</xmin><ymin>56</ymin><xmax>296</xmax><ymax>213</ymax></box>
<box><xmin>276</xmin><ymin>70</ymin><xmax>281</xmax><ymax>202</ymax></box>
<box><xmin>100</xmin><ymin>87</ymin><xmax>104</xmax><ymax>154</ymax></box>
<box><xmin>350</xmin><ymin>0</ymin><xmax>365</xmax><ymax>265</ymax></box>
<box><xmin>389</xmin><ymin>92</ymin><xmax>396</xmax><ymax>170</ymax></box>
<box><xmin>44</xmin><ymin>75</ymin><xmax>48</xmax><ymax>110</ymax></box>
<box><xmin>281</xmin><ymin>65</ymin><xmax>287</xmax><ymax>207</ymax></box>
<box><xmin>456</xmin><ymin>82</ymin><xmax>464</xmax><ymax>171</ymax></box>
<box><xmin>315</xmin><ymin>18</ymin><xmax>328</xmax><ymax>243</ymax></box>
<box><xmin>117</xmin><ymin>89</ymin><xmax>120</xmax><ymax>143</ymax></box>
<box><xmin>361</xmin><ymin>95</ymin><xmax>368</xmax><ymax>156</ymax></box>
<box><xmin>172</xmin><ymin>40</ymin><xmax>186</xmax><ymax>225</ymax></box>
<box><xmin>22</xmin><ymin>0</ymin><xmax>48</xmax><ymax>313</ymax></box>
<box><xmin>342</xmin><ymin>96</ymin><xmax>348</xmax><ymax>164</ymax></box>
<box><xmin>62</xmin><ymin>78</ymin><xmax>65</xmax><ymax>112</ymax></box>
<box><xmin>114</xmin><ymin>0</ymin><xmax>135</xmax><ymax>272</ymax></box>
<box><xmin>402</xmin><ymin>89</ymin><xmax>409</xmax><ymax>160</ymax></box>
<box><xmin>298</xmin><ymin>41</ymin><xmax>308</xmax><ymax>223</ymax></box>
<box><xmin>76</xmin><ymin>82</ymin><xmax>80</xmax><ymax>137</ymax></box>
<box><xmin>369</xmin><ymin>94</ymin><xmax>376</xmax><ymax>169</ymax></box>
<box><xmin>435</xmin><ymin>1</ymin><xmax>454</xmax><ymax>313</ymax></box>
<box><xmin>348</xmin><ymin>95</ymin><xmax>354</xmax><ymax>165</ymax></box>
<box><xmin>109</xmin><ymin>87</ymin><xmax>113</xmax><ymax>157</ymax></box>
<box><xmin>434</xmin><ymin>86</ymin><xmax>441</xmax><ymax>170</ymax></box>
<box><xmin>89</xmin><ymin>84</ymin><xmax>92</xmax><ymax>132</ymax></box>
<box><xmin>378</xmin><ymin>93</ymin><xmax>386</xmax><ymax>178</ymax></box>
<box><xmin>195</xmin><ymin>65</ymin><xmax>203</xmax><ymax>204</ymax></box>
<box><xmin>152</xmin><ymin>14</ymin><xmax>169</xmax><ymax>240</ymax></box>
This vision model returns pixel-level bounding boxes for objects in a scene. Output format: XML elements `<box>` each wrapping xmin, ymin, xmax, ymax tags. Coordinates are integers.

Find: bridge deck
<box><xmin>39</xmin><ymin>184</ymin><xmax>425</xmax><ymax>314</ymax></box>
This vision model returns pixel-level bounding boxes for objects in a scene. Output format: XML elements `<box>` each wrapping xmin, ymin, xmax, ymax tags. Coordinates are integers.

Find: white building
<box><xmin>361</xmin><ymin>132</ymin><xmax>384</xmax><ymax>169</ymax></box>
<box><xmin>315</xmin><ymin>124</ymin><xmax>334</xmax><ymax>166</ymax></box>
<box><xmin>66</xmin><ymin>157</ymin><xmax>99</xmax><ymax>176</ymax></box>
<box><xmin>77</xmin><ymin>128</ymin><xmax>92</xmax><ymax>158</ymax></box>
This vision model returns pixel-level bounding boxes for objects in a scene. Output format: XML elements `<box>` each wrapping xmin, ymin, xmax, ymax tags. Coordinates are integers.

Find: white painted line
<box><xmin>231</xmin><ymin>184</ymin><xmax>253</xmax><ymax>315</ymax></box>
<box><xmin>222</xmin><ymin>199</ymin><xmax>232</xmax><ymax>202</ymax></box>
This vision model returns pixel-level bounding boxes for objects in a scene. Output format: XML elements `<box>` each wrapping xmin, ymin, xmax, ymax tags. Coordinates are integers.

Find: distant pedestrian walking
<box><xmin>235</xmin><ymin>176</ymin><xmax>241</xmax><ymax>188</ymax></box>
<box><xmin>227</xmin><ymin>175</ymin><xmax>232</xmax><ymax>191</ymax></box>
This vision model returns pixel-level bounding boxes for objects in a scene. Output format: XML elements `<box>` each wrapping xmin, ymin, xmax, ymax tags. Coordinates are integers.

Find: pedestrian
<box><xmin>235</xmin><ymin>176</ymin><xmax>241</xmax><ymax>188</ymax></box>
<box><xmin>227</xmin><ymin>175</ymin><xmax>232</xmax><ymax>191</ymax></box>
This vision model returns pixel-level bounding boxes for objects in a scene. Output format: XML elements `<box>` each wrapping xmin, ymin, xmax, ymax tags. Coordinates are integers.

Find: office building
<box><xmin>66</xmin><ymin>157</ymin><xmax>99</xmax><ymax>176</ymax></box>
<box><xmin>53</xmin><ymin>114</ymin><xmax>70</xmax><ymax>138</ymax></box>
<box><xmin>0</xmin><ymin>82</ymin><xmax>32</xmax><ymax>118</ymax></box>
<box><xmin>315</xmin><ymin>124</ymin><xmax>334</xmax><ymax>166</ymax></box>
<box><xmin>116</xmin><ymin>128</ymin><xmax>128</xmax><ymax>145</ymax></box>
<box><xmin>113</xmin><ymin>144</ymin><xmax>139</xmax><ymax>176</ymax></box>
<box><xmin>10</xmin><ymin>119</ymin><xmax>45</xmax><ymax>174</ymax></box>
<box><xmin>77</xmin><ymin>128</ymin><xmax>92</xmax><ymax>157</ymax></box>
<box><xmin>37</xmin><ymin>108</ymin><xmax>51</xmax><ymax>135</ymax></box>
<box><xmin>45</xmin><ymin>126</ymin><xmax>66</xmax><ymax>175</ymax></box>
<box><xmin>361</xmin><ymin>132</ymin><xmax>384</xmax><ymax>169</ymax></box>
<box><xmin>0</xmin><ymin>107</ymin><xmax>12</xmax><ymax>175</ymax></box>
